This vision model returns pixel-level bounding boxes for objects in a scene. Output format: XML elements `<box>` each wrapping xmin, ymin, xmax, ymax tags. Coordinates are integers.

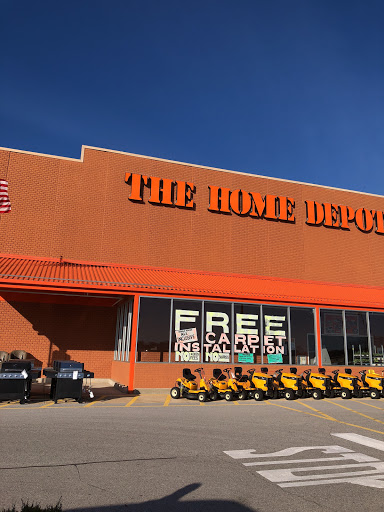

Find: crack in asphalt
<box><xmin>0</xmin><ymin>456</ymin><xmax>177</xmax><ymax>470</ymax></box>
<box><xmin>74</xmin><ymin>463</ymin><xmax>109</xmax><ymax>493</ymax></box>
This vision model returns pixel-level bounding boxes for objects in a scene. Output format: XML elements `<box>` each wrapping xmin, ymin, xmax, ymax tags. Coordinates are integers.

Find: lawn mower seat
<box><xmin>213</xmin><ymin>368</ymin><xmax>226</xmax><ymax>381</ymax></box>
<box><xmin>182</xmin><ymin>368</ymin><xmax>196</xmax><ymax>381</ymax></box>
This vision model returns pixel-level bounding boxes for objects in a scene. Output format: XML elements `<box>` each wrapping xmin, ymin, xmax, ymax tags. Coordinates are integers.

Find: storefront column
<box><xmin>315</xmin><ymin>306</ymin><xmax>322</xmax><ymax>367</ymax></box>
<box><xmin>128</xmin><ymin>294</ymin><xmax>140</xmax><ymax>392</ymax></box>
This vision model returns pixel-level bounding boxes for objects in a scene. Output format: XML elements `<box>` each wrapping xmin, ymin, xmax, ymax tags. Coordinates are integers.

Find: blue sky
<box><xmin>1</xmin><ymin>0</ymin><xmax>383</xmax><ymax>193</ymax></box>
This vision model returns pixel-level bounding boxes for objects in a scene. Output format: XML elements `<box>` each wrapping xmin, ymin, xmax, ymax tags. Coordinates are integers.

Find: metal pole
<box><xmin>287</xmin><ymin>306</ymin><xmax>292</xmax><ymax>365</ymax></box>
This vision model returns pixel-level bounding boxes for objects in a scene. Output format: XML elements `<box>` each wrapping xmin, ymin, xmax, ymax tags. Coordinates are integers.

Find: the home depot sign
<box><xmin>125</xmin><ymin>173</ymin><xmax>384</xmax><ymax>235</ymax></box>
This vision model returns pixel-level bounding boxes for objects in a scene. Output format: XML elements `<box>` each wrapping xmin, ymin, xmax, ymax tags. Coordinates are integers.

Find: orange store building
<box><xmin>1</xmin><ymin>144</ymin><xmax>384</xmax><ymax>390</ymax></box>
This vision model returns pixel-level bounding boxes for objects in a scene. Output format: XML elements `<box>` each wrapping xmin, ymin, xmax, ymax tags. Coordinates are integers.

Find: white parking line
<box><xmin>332</xmin><ymin>433</ymin><xmax>384</xmax><ymax>452</ymax></box>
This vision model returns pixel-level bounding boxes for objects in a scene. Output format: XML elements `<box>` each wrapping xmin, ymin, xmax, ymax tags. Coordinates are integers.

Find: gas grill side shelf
<box><xmin>30</xmin><ymin>369</ymin><xmax>41</xmax><ymax>379</ymax></box>
<box><xmin>43</xmin><ymin>369</ymin><xmax>56</xmax><ymax>379</ymax></box>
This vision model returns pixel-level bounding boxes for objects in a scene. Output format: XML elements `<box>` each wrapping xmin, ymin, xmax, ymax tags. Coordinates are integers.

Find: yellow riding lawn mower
<box><xmin>330</xmin><ymin>368</ymin><xmax>359</xmax><ymax>399</ymax></box>
<box><xmin>356</xmin><ymin>369</ymin><xmax>384</xmax><ymax>399</ymax></box>
<box><xmin>170</xmin><ymin>367</ymin><xmax>210</xmax><ymax>402</ymax></box>
<box><xmin>273</xmin><ymin>367</ymin><xmax>305</xmax><ymax>400</ymax></box>
<box><xmin>301</xmin><ymin>368</ymin><xmax>332</xmax><ymax>400</ymax></box>
<box><xmin>232</xmin><ymin>367</ymin><xmax>256</xmax><ymax>400</ymax></box>
<box><xmin>249</xmin><ymin>367</ymin><xmax>278</xmax><ymax>401</ymax></box>
<box><xmin>209</xmin><ymin>368</ymin><xmax>239</xmax><ymax>401</ymax></box>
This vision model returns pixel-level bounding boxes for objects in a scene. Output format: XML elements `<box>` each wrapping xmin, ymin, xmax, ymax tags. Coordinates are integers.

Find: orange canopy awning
<box><xmin>0</xmin><ymin>253</ymin><xmax>384</xmax><ymax>309</ymax></box>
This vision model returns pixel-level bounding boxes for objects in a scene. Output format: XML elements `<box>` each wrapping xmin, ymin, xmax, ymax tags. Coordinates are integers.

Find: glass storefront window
<box><xmin>203</xmin><ymin>302</ymin><xmax>232</xmax><ymax>364</ymax></box>
<box><xmin>345</xmin><ymin>311</ymin><xmax>369</xmax><ymax>365</ymax></box>
<box><xmin>320</xmin><ymin>309</ymin><xmax>345</xmax><ymax>365</ymax></box>
<box><xmin>262</xmin><ymin>306</ymin><xmax>289</xmax><ymax>364</ymax></box>
<box><xmin>136</xmin><ymin>297</ymin><xmax>171</xmax><ymax>362</ymax></box>
<box><xmin>135</xmin><ymin>296</ymin><xmax>384</xmax><ymax>368</ymax></box>
<box><xmin>290</xmin><ymin>308</ymin><xmax>316</xmax><ymax>365</ymax></box>
<box><xmin>234</xmin><ymin>303</ymin><xmax>261</xmax><ymax>365</ymax></box>
<box><xmin>171</xmin><ymin>299</ymin><xmax>202</xmax><ymax>363</ymax></box>
<box><xmin>369</xmin><ymin>312</ymin><xmax>384</xmax><ymax>366</ymax></box>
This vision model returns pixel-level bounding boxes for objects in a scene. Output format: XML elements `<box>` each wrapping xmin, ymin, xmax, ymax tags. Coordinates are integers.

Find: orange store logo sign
<box><xmin>125</xmin><ymin>173</ymin><xmax>384</xmax><ymax>235</ymax></box>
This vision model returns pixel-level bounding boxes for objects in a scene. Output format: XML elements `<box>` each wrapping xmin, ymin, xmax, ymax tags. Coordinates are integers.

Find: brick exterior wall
<box><xmin>0</xmin><ymin>300</ymin><xmax>116</xmax><ymax>377</ymax></box>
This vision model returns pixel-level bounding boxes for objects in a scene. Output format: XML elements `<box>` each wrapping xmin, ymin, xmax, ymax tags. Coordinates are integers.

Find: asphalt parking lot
<box><xmin>2</xmin><ymin>388</ymin><xmax>384</xmax><ymax>512</ymax></box>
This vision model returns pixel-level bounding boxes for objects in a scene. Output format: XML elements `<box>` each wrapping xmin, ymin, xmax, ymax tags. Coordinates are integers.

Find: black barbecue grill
<box><xmin>43</xmin><ymin>361</ymin><xmax>94</xmax><ymax>403</ymax></box>
<box><xmin>0</xmin><ymin>360</ymin><xmax>41</xmax><ymax>403</ymax></box>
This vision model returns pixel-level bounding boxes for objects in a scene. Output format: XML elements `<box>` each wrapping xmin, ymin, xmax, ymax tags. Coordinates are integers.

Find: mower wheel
<box><xmin>341</xmin><ymin>389</ymin><xmax>352</xmax><ymax>400</ymax></box>
<box><xmin>224</xmin><ymin>391</ymin><xmax>233</xmax><ymax>402</ymax></box>
<box><xmin>238</xmin><ymin>389</ymin><xmax>248</xmax><ymax>400</ymax></box>
<box><xmin>170</xmin><ymin>387</ymin><xmax>181</xmax><ymax>399</ymax></box>
<box><xmin>312</xmin><ymin>390</ymin><xmax>322</xmax><ymax>400</ymax></box>
<box><xmin>254</xmin><ymin>390</ymin><xmax>264</xmax><ymax>401</ymax></box>
<box><xmin>284</xmin><ymin>389</ymin><xmax>295</xmax><ymax>401</ymax></box>
<box><xmin>209</xmin><ymin>390</ymin><xmax>219</xmax><ymax>401</ymax></box>
<box><xmin>370</xmin><ymin>389</ymin><xmax>380</xmax><ymax>400</ymax></box>
<box><xmin>198</xmin><ymin>392</ymin><xmax>207</xmax><ymax>402</ymax></box>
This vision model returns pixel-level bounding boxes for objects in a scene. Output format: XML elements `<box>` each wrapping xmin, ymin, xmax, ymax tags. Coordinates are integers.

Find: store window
<box><xmin>234</xmin><ymin>303</ymin><xmax>261</xmax><ymax>364</ymax></box>
<box><xmin>369</xmin><ymin>312</ymin><xmax>384</xmax><ymax>366</ymax></box>
<box><xmin>262</xmin><ymin>306</ymin><xmax>289</xmax><ymax>364</ymax></box>
<box><xmin>171</xmin><ymin>299</ymin><xmax>202</xmax><ymax>363</ymax></box>
<box><xmin>345</xmin><ymin>311</ymin><xmax>369</xmax><ymax>365</ymax></box>
<box><xmin>203</xmin><ymin>301</ymin><xmax>232</xmax><ymax>363</ymax></box>
<box><xmin>290</xmin><ymin>308</ymin><xmax>316</xmax><ymax>365</ymax></box>
<box><xmin>135</xmin><ymin>296</ymin><xmax>384</xmax><ymax>367</ymax></box>
<box><xmin>320</xmin><ymin>309</ymin><xmax>345</xmax><ymax>365</ymax></box>
<box><xmin>136</xmin><ymin>297</ymin><xmax>171</xmax><ymax>362</ymax></box>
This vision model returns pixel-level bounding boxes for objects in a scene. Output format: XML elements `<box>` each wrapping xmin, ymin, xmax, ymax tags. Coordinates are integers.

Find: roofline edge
<box><xmin>0</xmin><ymin>144</ymin><xmax>382</xmax><ymax>199</ymax></box>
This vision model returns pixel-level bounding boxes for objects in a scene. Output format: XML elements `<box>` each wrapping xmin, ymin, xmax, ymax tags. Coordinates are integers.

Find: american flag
<box><xmin>0</xmin><ymin>179</ymin><xmax>11</xmax><ymax>213</ymax></box>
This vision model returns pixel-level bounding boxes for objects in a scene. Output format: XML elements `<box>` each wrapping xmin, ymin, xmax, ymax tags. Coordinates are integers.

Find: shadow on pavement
<box><xmin>65</xmin><ymin>483</ymin><xmax>257</xmax><ymax>512</ymax></box>
<box><xmin>21</xmin><ymin>384</ymin><xmax>135</xmax><ymax>404</ymax></box>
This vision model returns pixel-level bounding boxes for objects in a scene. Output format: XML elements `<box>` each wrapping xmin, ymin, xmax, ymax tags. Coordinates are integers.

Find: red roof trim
<box><xmin>1</xmin><ymin>253</ymin><xmax>384</xmax><ymax>309</ymax></box>
<box><xmin>0</xmin><ymin>252</ymin><xmax>383</xmax><ymax>293</ymax></box>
